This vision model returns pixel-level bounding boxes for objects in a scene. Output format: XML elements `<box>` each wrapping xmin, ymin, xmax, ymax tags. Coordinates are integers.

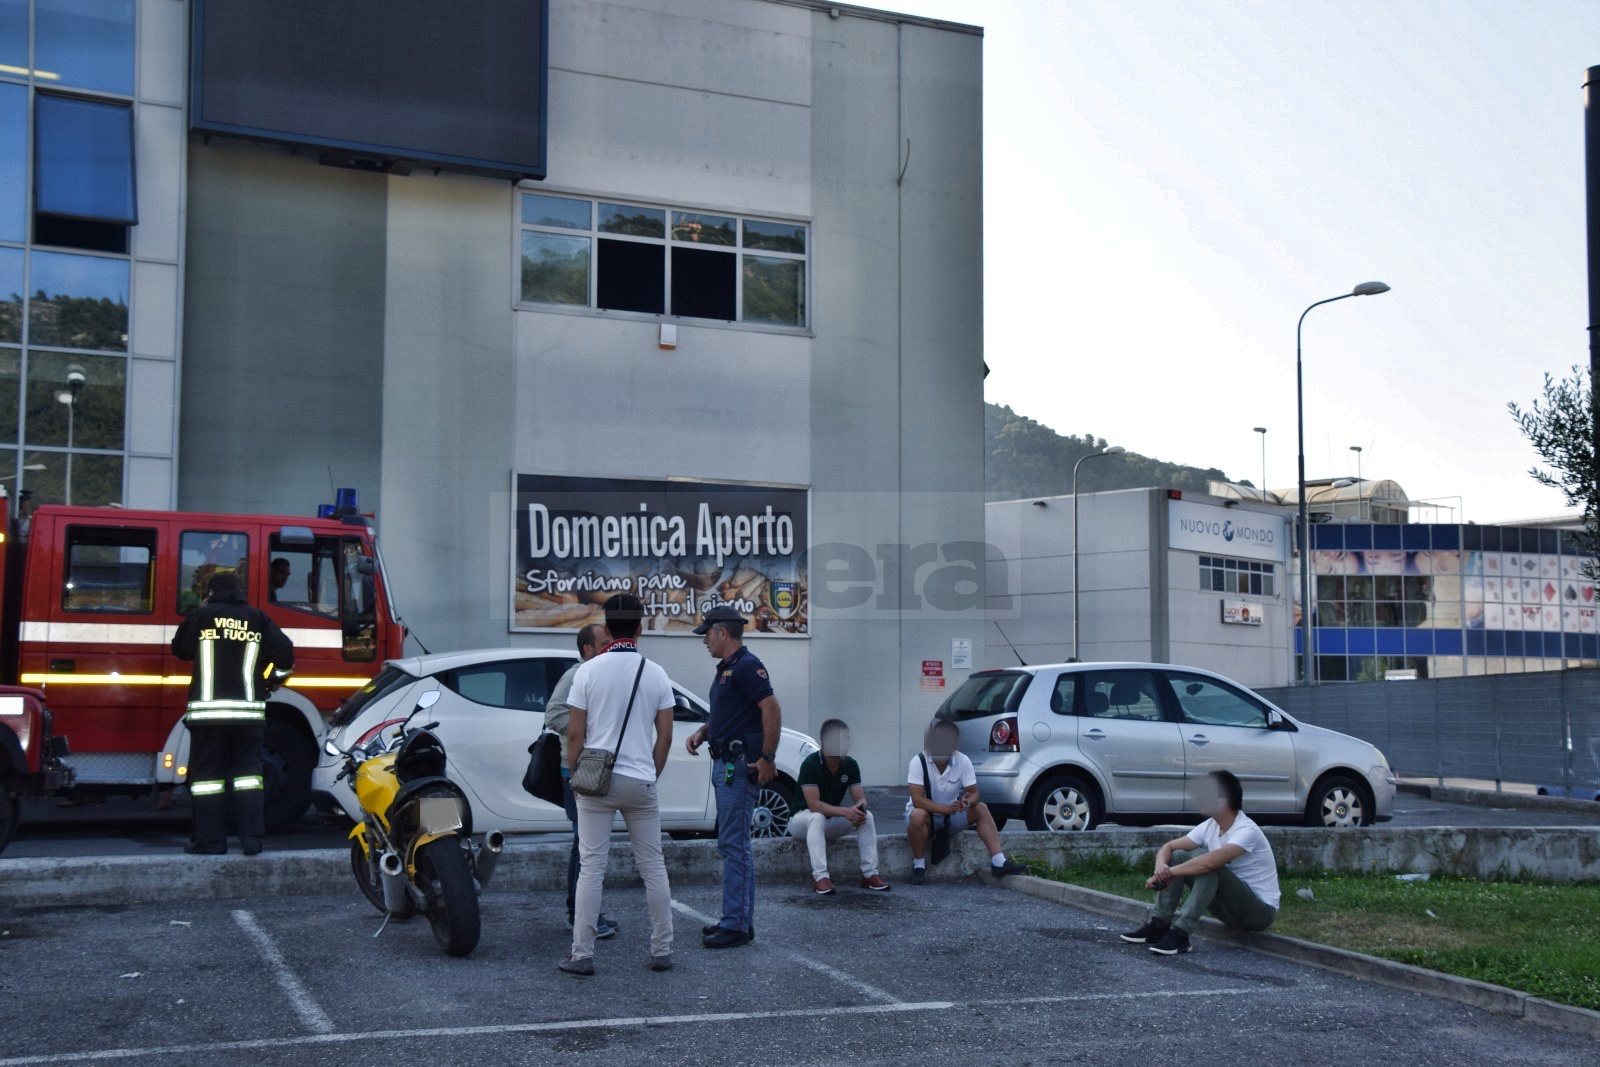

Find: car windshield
<box><xmin>936</xmin><ymin>671</ymin><xmax>1030</xmax><ymax>722</ymax></box>
<box><xmin>330</xmin><ymin>666</ymin><xmax>414</xmax><ymax>727</ymax></box>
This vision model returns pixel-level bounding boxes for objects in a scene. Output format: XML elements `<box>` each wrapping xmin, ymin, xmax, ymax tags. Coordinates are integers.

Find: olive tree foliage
<box><xmin>1508</xmin><ymin>365</ymin><xmax>1599</xmax><ymax>576</ymax></box>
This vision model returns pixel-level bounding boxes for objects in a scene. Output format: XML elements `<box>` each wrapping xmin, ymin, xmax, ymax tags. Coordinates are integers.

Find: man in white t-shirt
<box><xmin>1121</xmin><ymin>769</ymin><xmax>1280</xmax><ymax>956</ymax></box>
<box><xmin>558</xmin><ymin>594</ymin><xmax>677</xmax><ymax>977</ymax></box>
<box><xmin>905</xmin><ymin>720</ymin><xmax>1025</xmax><ymax>884</ymax></box>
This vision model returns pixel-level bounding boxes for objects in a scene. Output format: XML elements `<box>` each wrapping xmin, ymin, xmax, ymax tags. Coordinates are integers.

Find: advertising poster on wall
<box><xmin>511</xmin><ymin>474</ymin><xmax>809</xmax><ymax>636</ymax></box>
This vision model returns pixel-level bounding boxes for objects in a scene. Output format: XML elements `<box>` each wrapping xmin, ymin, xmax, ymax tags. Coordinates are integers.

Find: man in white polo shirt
<box><xmin>1121</xmin><ymin>769</ymin><xmax>1280</xmax><ymax>956</ymax></box>
<box><xmin>905</xmin><ymin>720</ymin><xmax>1024</xmax><ymax>884</ymax></box>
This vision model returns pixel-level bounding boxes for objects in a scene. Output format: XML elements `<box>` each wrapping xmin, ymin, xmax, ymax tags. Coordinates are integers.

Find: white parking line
<box><xmin>0</xmin><ymin>988</ymin><xmax>1290</xmax><ymax>1066</ymax></box>
<box><xmin>669</xmin><ymin>898</ymin><xmax>901</xmax><ymax>1004</ymax></box>
<box><xmin>230</xmin><ymin>910</ymin><xmax>335</xmax><ymax>1035</ymax></box>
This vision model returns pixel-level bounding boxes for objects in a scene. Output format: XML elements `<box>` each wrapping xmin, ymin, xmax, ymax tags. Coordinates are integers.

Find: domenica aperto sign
<box><xmin>511</xmin><ymin>473</ymin><xmax>809</xmax><ymax>636</ymax></box>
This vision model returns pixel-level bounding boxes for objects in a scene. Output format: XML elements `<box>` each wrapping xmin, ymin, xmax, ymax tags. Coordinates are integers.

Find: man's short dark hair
<box><xmin>713</xmin><ymin>619</ymin><xmax>744</xmax><ymax>640</ymax></box>
<box><xmin>930</xmin><ymin>719</ymin><xmax>959</xmax><ymax>738</ymax></box>
<box><xmin>576</xmin><ymin>622</ymin><xmax>605</xmax><ymax>654</ymax></box>
<box><xmin>603</xmin><ymin>594</ymin><xmax>644</xmax><ymax>639</ymax></box>
<box><xmin>819</xmin><ymin>718</ymin><xmax>848</xmax><ymax>737</ymax></box>
<box><xmin>1209</xmin><ymin>769</ymin><xmax>1244</xmax><ymax>812</ymax></box>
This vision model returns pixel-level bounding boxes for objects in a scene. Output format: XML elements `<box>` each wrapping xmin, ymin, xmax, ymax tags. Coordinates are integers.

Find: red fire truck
<box><xmin>0</xmin><ymin>489</ymin><xmax>405</xmax><ymax>833</ymax></box>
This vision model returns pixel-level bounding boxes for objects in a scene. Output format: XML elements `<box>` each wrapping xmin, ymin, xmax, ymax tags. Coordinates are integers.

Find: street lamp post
<box><xmin>1072</xmin><ymin>444</ymin><xmax>1125</xmax><ymax>661</ymax></box>
<box><xmin>1298</xmin><ymin>283</ymin><xmax>1389</xmax><ymax>685</ymax></box>
<box><xmin>56</xmin><ymin>365</ymin><xmax>85</xmax><ymax>506</ymax></box>
<box><xmin>1349</xmin><ymin>445</ymin><xmax>1364</xmax><ymax>520</ymax></box>
<box><xmin>1253</xmin><ymin>426</ymin><xmax>1268</xmax><ymax>502</ymax></box>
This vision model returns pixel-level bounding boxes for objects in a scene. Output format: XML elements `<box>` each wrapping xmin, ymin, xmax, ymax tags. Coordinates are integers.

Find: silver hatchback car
<box><xmin>937</xmin><ymin>662</ymin><xmax>1396</xmax><ymax>832</ymax></box>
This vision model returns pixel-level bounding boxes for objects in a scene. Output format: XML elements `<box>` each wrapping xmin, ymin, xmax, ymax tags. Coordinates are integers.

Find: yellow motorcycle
<box><xmin>324</xmin><ymin>690</ymin><xmax>503</xmax><ymax>957</ymax></box>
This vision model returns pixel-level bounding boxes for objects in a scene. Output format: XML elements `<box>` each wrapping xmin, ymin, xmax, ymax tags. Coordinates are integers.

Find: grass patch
<box><xmin>1029</xmin><ymin>853</ymin><xmax>1600</xmax><ymax>1012</ymax></box>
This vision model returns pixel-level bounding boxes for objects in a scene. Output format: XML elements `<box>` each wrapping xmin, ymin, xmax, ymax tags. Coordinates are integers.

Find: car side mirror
<box><xmin>1266</xmin><ymin>710</ymin><xmax>1286</xmax><ymax>729</ymax></box>
<box><xmin>355</xmin><ymin>556</ymin><xmax>377</xmax><ymax>576</ymax></box>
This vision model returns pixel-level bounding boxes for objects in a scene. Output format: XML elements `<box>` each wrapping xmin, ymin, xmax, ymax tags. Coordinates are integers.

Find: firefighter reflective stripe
<box><xmin>232</xmin><ymin>775</ymin><xmax>264</xmax><ymax>791</ymax></box>
<box><xmin>198</xmin><ymin>637</ymin><xmax>215</xmax><ymax>701</ymax></box>
<box><xmin>241</xmin><ymin>640</ymin><xmax>259</xmax><ymax>703</ymax></box>
<box><xmin>185</xmin><ymin>704</ymin><xmax>266</xmax><ymax>722</ymax></box>
<box><xmin>190</xmin><ymin>780</ymin><xmax>226</xmax><ymax>796</ymax></box>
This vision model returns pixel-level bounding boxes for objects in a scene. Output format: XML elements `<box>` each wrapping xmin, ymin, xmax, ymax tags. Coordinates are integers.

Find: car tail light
<box><xmin>354</xmin><ymin>718</ymin><xmax>406</xmax><ymax>751</ymax></box>
<box><xmin>990</xmin><ymin>716</ymin><xmax>1019</xmax><ymax>752</ymax></box>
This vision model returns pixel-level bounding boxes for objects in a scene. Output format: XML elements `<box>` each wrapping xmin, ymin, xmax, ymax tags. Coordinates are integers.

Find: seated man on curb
<box><xmin>1121</xmin><ymin>769</ymin><xmax>1280</xmax><ymax>956</ymax></box>
<box><xmin>905</xmin><ymin>720</ymin><xmax>1025</xmax><ymax>885</ymax></box>
<box><xmin>790</xmin><ymin>719</ymin><xmax>890</xmax><ymax>895</ymax></box>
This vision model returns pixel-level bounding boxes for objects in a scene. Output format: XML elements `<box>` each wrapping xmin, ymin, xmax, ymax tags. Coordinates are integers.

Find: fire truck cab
<box><xmin>0</xmin><ymin>492</ymin><xmax>404</xmax><ymax>832</ymax></box>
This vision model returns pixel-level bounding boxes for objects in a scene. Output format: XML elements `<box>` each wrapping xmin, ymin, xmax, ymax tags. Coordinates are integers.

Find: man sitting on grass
<box><xmin>1120</xmin><ymin>769</ymin><xmax>1280</xmax><ymax>955</ymax></box>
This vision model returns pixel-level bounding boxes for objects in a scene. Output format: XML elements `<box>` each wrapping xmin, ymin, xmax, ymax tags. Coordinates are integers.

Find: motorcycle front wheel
<box><xmin>416</xmin><ymin>837</ymin><xmax>481</xmax><ymax>957</ymax></box>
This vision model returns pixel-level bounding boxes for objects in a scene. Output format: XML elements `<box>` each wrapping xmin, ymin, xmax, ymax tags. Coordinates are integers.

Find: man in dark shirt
<box><xmin>790</xmin><ymin>718</ymin><xmax>888</xmax><ymax>895</ymax></box>
<box><xmin>685</xmin><ymin>605</ymin><xmax>781</xmax><ymax>948</ymax></box>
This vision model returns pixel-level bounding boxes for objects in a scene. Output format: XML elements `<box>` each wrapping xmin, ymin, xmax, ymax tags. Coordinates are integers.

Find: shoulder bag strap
<box><xmin>920</xmin><ymin>753</ymin><xmax>946</xmax><ymax>829</ymax></box>
<box><xmin>612</xmin><ymin>658</ymin><xmax>647</xmax><ymax>758</ymax></box>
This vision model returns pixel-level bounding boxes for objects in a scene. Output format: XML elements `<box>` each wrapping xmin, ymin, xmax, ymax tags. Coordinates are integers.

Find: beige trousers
<box><xmin>571</xmin><ymin>772</ymin><xmax>674</xmax><ymax>960</ymax></box>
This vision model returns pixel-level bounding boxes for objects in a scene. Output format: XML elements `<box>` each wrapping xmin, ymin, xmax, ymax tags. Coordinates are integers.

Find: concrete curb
<box><xmin>1398</xmin><ymin>782</ymin><xmax>1600</xmax><ymax>816</ymax></box>
<box><xmin>1004</xmin><ymin>874</ymin><xmax>1600</xmax><ymax>1041</ymax></box>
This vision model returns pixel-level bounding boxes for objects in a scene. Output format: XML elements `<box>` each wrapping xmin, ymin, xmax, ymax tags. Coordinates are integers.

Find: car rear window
<box><xmin>936</xmin><ymin>671</ymin><xmax>1031</xmax><ymax>722</ymax></box>
<box><xmin>330</xmin><ymin>666</ymin><xmax>413</xmax><ymax>727</ymax></box>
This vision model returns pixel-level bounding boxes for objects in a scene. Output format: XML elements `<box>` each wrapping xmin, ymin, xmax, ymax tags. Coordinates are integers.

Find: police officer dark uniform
<box><xmin>685</xmin><ymin>605</ymin><xmax>782</xmax><ymax>948</ymax></box>
<box><xmin>171</xmin><ymin>572</ymin><xmax>295</xmax><ymax>855</ymax></box>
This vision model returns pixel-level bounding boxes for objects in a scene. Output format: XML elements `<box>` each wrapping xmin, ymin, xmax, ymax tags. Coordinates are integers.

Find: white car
<box><xmin>313</xmin><ymin>648</ymin><xmax>817</xmax><ymax>838</ymax></box>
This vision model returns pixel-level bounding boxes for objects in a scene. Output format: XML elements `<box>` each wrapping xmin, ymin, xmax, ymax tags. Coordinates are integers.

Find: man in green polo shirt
<box><xmin>789</xmin><ymin>719</ymin><xmax>889</xmax><ymax>895</ymax></box>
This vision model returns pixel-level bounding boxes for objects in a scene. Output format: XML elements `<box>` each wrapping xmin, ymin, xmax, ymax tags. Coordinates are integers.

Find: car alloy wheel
<box><xmin>1319</xmin><ymin>785</ymin><xmax>1365</xmax><ymax>828</ymax></box>
<box><xmin>1041</xmin><ymin>785</ymin><xmax>1093</xmax><ymax>832</ymax></box>
<box><xmin>750</xmin><ymin>782</ymin><xmax>793</xmax><ymax>839</ymax></box>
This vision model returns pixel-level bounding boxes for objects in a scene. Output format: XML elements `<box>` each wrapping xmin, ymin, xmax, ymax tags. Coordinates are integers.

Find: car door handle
<box><xmin>50</xmin><ymin>659</ymin><xmax>75</xmax><ymax>672</ymax></box>
<box><xmin>1083</xmin><ymin>729</ymin><xmax>1106</xmax><ymax>740</ymax></box>
<box><xmin>1187</xmin><ymin>735</ymin><xmax>1209</xmax><ymax>746</ymax></box>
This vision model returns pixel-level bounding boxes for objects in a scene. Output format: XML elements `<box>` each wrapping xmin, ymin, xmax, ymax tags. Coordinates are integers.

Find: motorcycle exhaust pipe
<box><xmin>474</xmin><ymin>830</ymin><xmax>506</xmax><ymax>887</ymax></box>
<box><xmin>378</xmin><ymin>850</ymin><xmax>410</xmax><ymax>915</ymax></box>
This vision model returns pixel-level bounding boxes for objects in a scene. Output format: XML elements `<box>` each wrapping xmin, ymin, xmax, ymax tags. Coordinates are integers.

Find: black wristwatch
<box><xmin>760</xmin><ymin>751</ymin><xmax>776</xmax><ymax>763</ymax></box>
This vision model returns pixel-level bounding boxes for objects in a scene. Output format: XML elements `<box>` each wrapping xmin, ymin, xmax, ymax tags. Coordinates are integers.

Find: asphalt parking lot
<box><xmin>10</xmin><ymin>784</ymin><xmax>1597</xmax><ymax>860</ymax></box>
<box><xmin>1</xmin><ymin>879</ymin><xmax>1589</xmax><ymax>1066</ymax></box>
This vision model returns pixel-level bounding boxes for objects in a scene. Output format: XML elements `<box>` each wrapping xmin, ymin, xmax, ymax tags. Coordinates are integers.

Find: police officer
<box><xmin>685</xmin><ymin>605</ymin><xmax>782</xmax><ymax>948</ymax></box>
<box><xmin>171</xmin><ymin>572</ymin><xmax>295</xmax><ymax>855</ymax></box>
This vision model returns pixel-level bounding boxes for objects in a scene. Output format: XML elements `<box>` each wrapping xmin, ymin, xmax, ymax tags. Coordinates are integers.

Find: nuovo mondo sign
<box><xmin>1168</xmin><ymin>499</ymin><xmax>1286</xmax><ymax>564</ymax></box>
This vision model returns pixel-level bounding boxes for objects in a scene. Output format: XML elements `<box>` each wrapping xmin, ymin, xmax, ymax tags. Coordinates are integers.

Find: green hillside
<box><xmin>985</xmin><ymin>402</ymin><xmax>1233</xmax><ymax>501</ymax></box>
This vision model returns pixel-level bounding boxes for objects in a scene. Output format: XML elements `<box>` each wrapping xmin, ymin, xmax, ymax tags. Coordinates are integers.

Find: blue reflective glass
<box><xmin>0</xmin><ymin>80</ymin><xmax>22</xmax><ymax>241</ymax></box>
<box><xmin>0</xmin><ymin>0</ymin><xmax>24</xmax><ymax>71</ymax></box>
<box><xmin>36</xmin><ymin>0</ymin><xmax>135</xmax><ymax>95</ymax></box>
<box><xmin>1371</xmin><ymin>524</ymin><xmax>1402</xmax><ymax>550</ymax></box>
<box><xmin>35</xmin><ymin>95</ymin><xmax>136</xmax><ymax>224</ymax></box>
<box><xmin>27</xmin><ymin>250</ymin><xmax>128</xmax><ymax>351</ymax></box>
<box><xmin>0</xmin><ymin>245</ymin><xmax>20</xmax><ymax>343</ymax></box>
<box><xmin>1436</xmin><ymin>630</ymin><xmax>1463</xmax><ymax>656</ymax></box>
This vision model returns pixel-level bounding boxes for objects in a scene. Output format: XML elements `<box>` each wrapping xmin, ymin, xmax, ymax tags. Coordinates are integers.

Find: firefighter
<box><xmin>171</xmin><ymin>571</ymin><xmax>295</xmax><ymax>855</ymax></box>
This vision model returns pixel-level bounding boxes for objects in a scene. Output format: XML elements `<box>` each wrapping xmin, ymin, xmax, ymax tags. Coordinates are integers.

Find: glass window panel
<box><xmin>62</xmin><ymin>524</ymin><xmax>153</xmax><ymax>613</ymax></box>
<box><xmin>519</xmin><ymin>232</ymin><xmax>589</xmax><ymax>306</ymax></box>
<box><xmin>34</xmin><ymin>95</ymin><xmax>136</xmax><ymax>223</ymax></box>
<box><xmin>670</xmin><ymin>246</ymin><xmax>736</xmax><ymax>320</ymax></box>
<box><xmin>0</xmin><ymin>245</ymin><xmax>20</xmax><ymax>342</ymax></box>
<box><xmin>742</xmin><ymin>254</ymin><xmax>805</xmax><ymax>326</ymax></box>
<box><xmin>0</xmin><ymin>347</ymin><xmax>16</xmax><ymax>442</ymax></box>
<box><xmin>521</xmin><ymin>194</ymin><xmax>590</xmax><ymax>231</ymax></box>
<box><xmin>24</xmin><ymin>350</ymin><xmax>124</xmax><ymax>449</ymax></box>
<box><xmin>672</xmin><ymin>212</ymin><xmax>735</xmax><ymax>246</ymax></box>
<box><xmin>598</xmin><ymin>203</ymin><xmax>665</xmax><ymax>238</ymax></box>
<box><xmin>28</xmin><ymin>250</ymin><xmax>128</xmax><ymax>350</ymax></box>
<box><xmin>0</xmin><ymin>0</ymin><xmax>24</xmax><ymax>70</ymax></box>
<box><xmin>267</xmin><ymin>534</ymin><xmax>339</xmax><ymax>619</ymax></box>
<box><xmin>35</xmin><ymin>0</ymin><xmax>135</xmax><ymax>95</ymax></box>
<box><xmin>743</xmin><ymin>219</ymin><xmax>806</xmax><ymax>253</ymax></box>
<box><xmin>1165</xmin><ymin>673</ymin><xmax>1269</xmax><ymax>728</ymax></box>
<box><xmin>596</xmin><ymin>238</ymin><xmax>664</xmax><ymax>314</ymax></box>
<box><xmin>0</xmin><ymin>81</ymin><xmax>23</xmax><ymax>242</ymax></box>
<box><xmin>20</xmin><ymin>449</ymin><xmax>121</xmax><ymax>507</ymax></box>
<box><xmin>177</xmin><ymin>530</ymin><xmax>249</xmax><ymax>614</ymax></box>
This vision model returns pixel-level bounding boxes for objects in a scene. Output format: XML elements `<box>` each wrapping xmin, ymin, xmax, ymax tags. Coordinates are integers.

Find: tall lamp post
<box><xmin>1349</xmin><ymin>445</ymin><xmax>1364</xmax><ymax>520</ymax></box>
<box><xmin>1072</xmin><ymin>444</ymin><xmax>1125</xmax><ymax>661</ymax></box>
<box><xmin>1298</xmin><ymin>282</ymin><xmax>1389</xmax><ymax>685</ymax></box>
<box><xmin>55</xmin><ymin>365</ymin><xmax>86</xmax><ymax>507</ymax></box>
<box><xmin>1253</xmin><ymin>426</ymin><xmax>1268</xmax><ymax>502</ymax></box>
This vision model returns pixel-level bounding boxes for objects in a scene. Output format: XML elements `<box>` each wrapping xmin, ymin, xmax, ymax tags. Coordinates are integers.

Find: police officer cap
<box><xmin>692</xmin><ymin>605</ymin><xmax>745</xmax><ymax>635</ymax></box>
<box><xmin>207</xmin><ymin>572</ymin><xmax>241</xmax><ymax>597</ymax></box>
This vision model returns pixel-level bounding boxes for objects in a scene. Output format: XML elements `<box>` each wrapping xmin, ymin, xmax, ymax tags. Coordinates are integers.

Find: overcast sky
<box><xmin>887</xmin><ymin>0</ymin><xmax>1600</xmax><ymax>522</ymax></box>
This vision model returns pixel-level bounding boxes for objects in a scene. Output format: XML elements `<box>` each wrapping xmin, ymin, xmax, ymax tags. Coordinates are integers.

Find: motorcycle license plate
<box><xmin>417</xmin><ymin>797</ymin><xmax>465</xmax><ymax>835</ymax></box>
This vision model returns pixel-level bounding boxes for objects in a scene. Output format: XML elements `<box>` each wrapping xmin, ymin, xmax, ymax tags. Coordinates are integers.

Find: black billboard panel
<box><xmin>191</xmin><ymin>0</ymin><xmax>548</xmax><ymax>180</ymax></box>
